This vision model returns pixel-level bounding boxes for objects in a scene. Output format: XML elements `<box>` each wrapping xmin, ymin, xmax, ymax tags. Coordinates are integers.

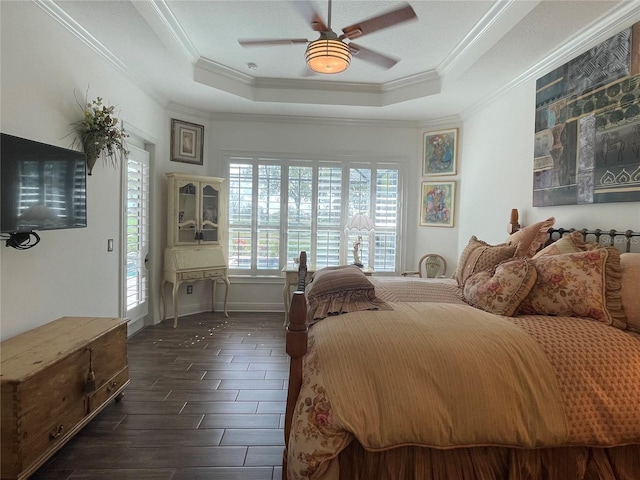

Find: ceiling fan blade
<box><xmin>238</xmin><ymin>38</ymin><xmax>309</xmax><ymax>47</ymax></box>
<box><xmin>341</xmin><ymin>3</ymin><xmax>417</xmax><ymax>40</ymax></box>
<box><xmin>348</xmin><ymin>43</ymin><xmax>399</xmax><ymax>69</ymax></box>
<box><xmin>291</xmin><ymin>0</ymin><xmax>328</xmax><ymax>32</ymax></box>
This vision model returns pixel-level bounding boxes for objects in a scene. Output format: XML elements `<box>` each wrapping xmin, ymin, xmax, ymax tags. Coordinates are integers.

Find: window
<box><xmin>227</xmin><ymin>155</ymin><xmax>401</xmax><ymax>274</ymax></box>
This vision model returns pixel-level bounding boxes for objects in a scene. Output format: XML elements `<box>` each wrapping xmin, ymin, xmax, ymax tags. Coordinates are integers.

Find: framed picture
<box><xmin>422</xmin><ymin>128</ymin><xmax>458</xmax><ymax>176</ymax></box>
<box><xmin>420</xmin><ymin>181</ymin><xmax>455</xmax><ymax>227</ymax></box>
<box><xmin>171</xmin><ymin>119</ymin><xmax>204</xmax><ymax>165</ymax></box>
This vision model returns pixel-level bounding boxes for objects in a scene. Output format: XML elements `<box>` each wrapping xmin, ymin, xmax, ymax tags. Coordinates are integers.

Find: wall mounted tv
<box><xmin>1</xmin><ymin>133</ymin><xmax>87</xmax><ymax>243</ymax></box>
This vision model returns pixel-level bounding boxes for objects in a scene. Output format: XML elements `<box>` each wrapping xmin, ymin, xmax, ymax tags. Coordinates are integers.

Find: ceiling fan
<box><xmin>238</xmin><ymin>0</ymin><xmax>417</xmax><ymax>74</ymax></box>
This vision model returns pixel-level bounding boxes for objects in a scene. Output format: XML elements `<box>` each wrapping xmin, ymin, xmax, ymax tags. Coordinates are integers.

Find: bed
<box><xmin>282</xmin><ymin>217</ymin><xmax>640</xmax><ymax>480</ymax></box>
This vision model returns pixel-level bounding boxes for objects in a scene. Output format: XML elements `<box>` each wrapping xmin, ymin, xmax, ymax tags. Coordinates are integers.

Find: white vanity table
<box><xmin>162</xmin><ymin>247</ymin><xmax>230</xmax><ymax>328</ymax></box>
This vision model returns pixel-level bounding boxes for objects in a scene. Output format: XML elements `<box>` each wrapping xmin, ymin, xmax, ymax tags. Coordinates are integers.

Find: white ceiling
<box><xmin>39</xmin><ymin>0</ymin><xmax>639</xmax><ymax>123</ymax></box>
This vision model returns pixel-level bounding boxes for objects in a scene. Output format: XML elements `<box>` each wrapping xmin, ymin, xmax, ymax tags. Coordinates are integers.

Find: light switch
<box><xmin>107</xmin><ymin>239</ymin><xmax>114</xmax><ymax>252</ymax></box>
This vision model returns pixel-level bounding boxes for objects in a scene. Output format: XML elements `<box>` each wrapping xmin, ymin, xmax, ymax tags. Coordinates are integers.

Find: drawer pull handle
<box><xmin>49</xmin><ymin>425</ymin><xmax>64</xmax><ymax>440</ymax></box>
<box><xmin>107</xmin><ymin>381</ymin><xmax>119</xmax><ymax>392</ymax></box>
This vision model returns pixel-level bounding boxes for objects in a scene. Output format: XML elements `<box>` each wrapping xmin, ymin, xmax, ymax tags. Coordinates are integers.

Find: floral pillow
<box><xmin>454</xmin><ymin>236</ymin><xmax>518</xmax><ymax>287</ymax></box>
<box><xmin>532</xmin><ymin>230</ymin><xmax>598</xmax><ymax>258</ymax></box>
<box><xmin>463</xmin><ymin>258</ymin><xmax>537</xmax><ymax>316</ymax></box>
<box><xmin>506</xmin><ymin>217</ymin><xmax>555</xmax><ymax>258</ymax></box>
<box><xmin>620</xmin><ymin>253</ymin><xmax>640</xmax><ymax>333</ymax></box>
<box><xmin>518</xmin><ymin>248</ymin><xmax>627</xmax><ymax>329</ymax></box>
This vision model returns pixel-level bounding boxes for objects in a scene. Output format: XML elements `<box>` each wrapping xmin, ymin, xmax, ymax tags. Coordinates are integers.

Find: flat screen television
<box><xmin>1</xmin><ymin>133</ymin><xmax>87</xmax><ymax>235</ymax></box>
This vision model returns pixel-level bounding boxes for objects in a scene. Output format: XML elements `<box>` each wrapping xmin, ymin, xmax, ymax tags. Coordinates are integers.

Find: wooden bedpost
<box><xmin>508</xmin><ymin>208</ymin><xmax>520</xmax><ymax>234</ymax></box>
<box><xmin>282</xmin><ymin>254</ymin><xmax>309</xmax><ymax>480</ymax></box>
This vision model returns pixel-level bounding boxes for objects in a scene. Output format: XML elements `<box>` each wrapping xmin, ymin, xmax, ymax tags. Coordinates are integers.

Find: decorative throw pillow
<box><xmin>533</xmin><ymin>230</ymin><xmax>598</xmax><ymax>258</ymax></box>
<box><xmin>506</xmin><ymin>217</ymin><xmax>555</xmax><ymax>258</ymax></box>
<box><xmin>454</xmin><ymin>236</ymin><xmax>518</xmax><ymax>286</ymax></box>
<box><xmin>518</xmin><ymin>248</ymin><xmax>627</xmax><ymax>329</ymax></box>
<box><xmin>463</xmin><ymin>258</ymin><xmax>537</xmax><ymax>316</ymax></box>
<box><xmin>620</xmin><ymin>253</ymin><xmax>640</xmax><ymax>332</ymax></box>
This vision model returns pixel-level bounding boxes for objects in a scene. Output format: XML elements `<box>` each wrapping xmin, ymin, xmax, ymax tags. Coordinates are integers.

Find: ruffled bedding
<box><xmin>287</xmin><ymin>278</ymin><xmax>640</xmax><ymax>480</ymax></box>
<box><xmin>305</xmin><ymin>266</ymin><xmax>392</xmax><ymax>323</ymax></box>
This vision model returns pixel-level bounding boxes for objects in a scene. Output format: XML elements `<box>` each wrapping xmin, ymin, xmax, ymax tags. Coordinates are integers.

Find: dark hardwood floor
<box><xmin>31</xmin><ymin>312</ymin><xmax>287</xmax><ymax>480</ymax></box>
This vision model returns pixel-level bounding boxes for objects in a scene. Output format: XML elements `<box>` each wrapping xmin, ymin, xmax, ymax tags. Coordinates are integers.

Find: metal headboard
<box><xmin>544</xmin><ymin>228</ymin><xmax>640</xmax><ymax>253</ymax></box>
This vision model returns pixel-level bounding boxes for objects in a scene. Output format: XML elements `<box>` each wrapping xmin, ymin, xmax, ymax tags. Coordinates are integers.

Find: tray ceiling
<box><xmin>37</xmin><ymin>0</ymin><xmax>639</xmax><ymax>122</ymax></box>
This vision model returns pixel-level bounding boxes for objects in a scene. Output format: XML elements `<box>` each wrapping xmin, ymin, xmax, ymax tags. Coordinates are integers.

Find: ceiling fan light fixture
<box><xmin>305</xmin><ymin>38</ymin><xmax>351</xmax><ymax>74</ymax></box>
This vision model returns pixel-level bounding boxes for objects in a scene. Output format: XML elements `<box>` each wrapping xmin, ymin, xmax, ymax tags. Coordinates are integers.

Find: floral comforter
<box><xmin>287</xmin><ymin>278</ymin><xmax>640</xmax><ymax>480</ymax></box>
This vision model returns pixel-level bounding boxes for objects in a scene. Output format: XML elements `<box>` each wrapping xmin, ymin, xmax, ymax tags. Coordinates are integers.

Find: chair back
<box><xmin>418</xmin><ymin>254</ymin><xmax>447</xmax><ymax>278</ymax></box>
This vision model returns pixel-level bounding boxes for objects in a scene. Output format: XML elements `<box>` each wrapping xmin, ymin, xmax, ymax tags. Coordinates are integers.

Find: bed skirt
<box><xmin>338</xmin><ymin>442</ymin><xmax>640</xmax><ymax>480</ymax></box>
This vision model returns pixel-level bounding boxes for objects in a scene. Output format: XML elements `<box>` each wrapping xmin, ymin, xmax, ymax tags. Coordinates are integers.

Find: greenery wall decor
<box><xmin>72</xmin><ymin>92</ymin><xmax>129</xmax><ymax>175</ymax></box>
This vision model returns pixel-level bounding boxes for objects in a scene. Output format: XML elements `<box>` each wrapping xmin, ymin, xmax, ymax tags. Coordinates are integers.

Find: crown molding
<box><xmin>207</xmin><ymin>111</ymin><xmax>419</xmax><ymax>129</ymax></box>
<box><xmin>417</xmin><ymin>115</ymin><xmax>462</xmax><ymax>131</ymax></box>
<box><xmin>34</xmin><ymin>0</ymin><xmax>133</xmax><ymax>76</ymax></box>
<box><xmin>131</xmin><ymin>0</ymin><xmax>199</xmax><ymax>63</ymax></box>
<box><xmin>254</xmin><ymin>76</ymin><xmax>381</xmax><ymax>94</ymax></box>
<box><xmin>461</xmin><ymin>2</ymin><xmax>640</xmax><ymax>121</ymax></box>
<box><xmin>194</xmin><ymin>56</ymin><xmax>442</xmax><ymax>107</ymax></box>
<box><xmin>522</xmin><ymin>1</ymin><xmax>640</xmax><ymax>80</ymax></box>
<box><xmin>166</xmin><ymin>101</ymin><xmax>414</xmax><ymax>129</ymax></box>
<box><xmin>123</xmin><ymin>121</ymin><xmax>159</xmax><ymax>145</ymax></box>
<box><xmin>166</xmin><ymin>101</ymin><xmax>218</xmax><ymax>121</ymax></box>
<box><xmin>439</xmin><ymin>0</ymin><xmax>522</xmax><ymax>77</ymax></box>
<box><xmin>382</xmin><ymin>70</ymin><xmax>440</xmax><ymax>92</ymax></box>
<box><xmin>35</xmin><ymin>0</ymin><xmax>168</xmax><ymax>107</ymax></box>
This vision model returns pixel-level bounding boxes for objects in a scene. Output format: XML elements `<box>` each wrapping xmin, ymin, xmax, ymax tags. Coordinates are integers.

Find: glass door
<box><xmin>124</xmin><ymin>145</ymin><xmax>150</xmax><ymax>325</ymax></box>
<box><xmin>177</xmin><ymin>181</ymin><xmax>199</xmax><ymax>243</ymax></box>
<box><xmin>200</xmin><ymin>183</ymin><xmax>219</xmax><ymax>242</ymax></box>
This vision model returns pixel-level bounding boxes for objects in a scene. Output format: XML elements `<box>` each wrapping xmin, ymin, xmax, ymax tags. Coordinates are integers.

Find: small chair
<box><xmin>402</xmin><ymin>254</ymin><xmax>447</xmax><ymax>278</ymax></box>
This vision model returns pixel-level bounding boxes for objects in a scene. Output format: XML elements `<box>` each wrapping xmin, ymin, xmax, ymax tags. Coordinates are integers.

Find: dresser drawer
<box><xmin>88</xmin><ymin>367</ymin><xmax>129</xmax><ymax>412</ymax></box>
<box><xmin>179</xmin><ymin>271</ymin><xmax>204</xmax><ymax>281</ymax></box>
<box><xmin>204</xmin><ymin>269</ymin><xmax>225</xmax><ymax>278</ymax></box>
<box><xmin>22</xmin><ymin>399</ymin><xmax>86</xmax><ymax>468</ymax></box>
<box><xmin>18</xmin><ymin>348</ymin><xmax>89</xmax><ymax>469</ymax></box>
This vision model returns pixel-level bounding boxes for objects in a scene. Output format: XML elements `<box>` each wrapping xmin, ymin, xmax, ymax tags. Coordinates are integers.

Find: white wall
<box><xmin>0</xmin><ymin>2</ymin><xmax>165</xmax><ymax>340</ymax></box>
<box><xmin>459</xmin><ymin>80</ymin><xmax>640</xmax><ymax>251</ymax></box>
<box><xmin>410</xmin><ymin>124</ymin><xmax>463</xmax><ymax>278</ymax></box>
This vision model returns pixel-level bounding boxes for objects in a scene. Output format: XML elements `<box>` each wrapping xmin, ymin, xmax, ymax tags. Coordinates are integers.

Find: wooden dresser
<box><xmin>0</xmin><ymin>317</ymin><xmax>129</xmax><ymax>480</ymax></box>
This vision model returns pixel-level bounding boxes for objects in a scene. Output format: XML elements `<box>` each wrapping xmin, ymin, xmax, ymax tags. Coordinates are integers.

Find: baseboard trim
<box><xmin>160</xmin><ymin>301</ymin><xmax>286</xmax><ymax>321</ymax></box>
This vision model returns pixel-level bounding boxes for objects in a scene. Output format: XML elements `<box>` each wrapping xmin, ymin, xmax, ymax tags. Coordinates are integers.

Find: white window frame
<box><xmin>226</xmin><ymin>153</ymin><xmax>405</xmax><ymax>275</ymax></box>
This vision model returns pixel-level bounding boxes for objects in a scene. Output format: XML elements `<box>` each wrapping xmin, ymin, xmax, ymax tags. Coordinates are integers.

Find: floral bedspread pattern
<box><xmin>287</xmin><ymin>279</ymin><xmax>640</xmax><ymax>480</ymax></box>
<box><xmin>288</xmin><ymin>333</ymin><xmax>350</xmax><ymax>479</ymax></box>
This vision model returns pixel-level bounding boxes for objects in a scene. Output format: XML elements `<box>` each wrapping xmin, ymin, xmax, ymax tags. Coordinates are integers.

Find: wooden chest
<box><xmin>0</xmin><ymin>317</ymin><xmax>129</xmax><ymax>480</ymax></box>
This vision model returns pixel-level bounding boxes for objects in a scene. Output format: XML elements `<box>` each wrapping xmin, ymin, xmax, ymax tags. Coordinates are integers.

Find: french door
<box><xmin>123</xmin><ymin>145</ymin><xmax>150</xmax><ymax>325</ymax></box>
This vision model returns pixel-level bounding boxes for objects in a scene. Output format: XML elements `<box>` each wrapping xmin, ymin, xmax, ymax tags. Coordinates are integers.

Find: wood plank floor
<box><xmin>31</xmin><ymin>312</ymin><xmax>287</xmax><ymax>480</ymax></box>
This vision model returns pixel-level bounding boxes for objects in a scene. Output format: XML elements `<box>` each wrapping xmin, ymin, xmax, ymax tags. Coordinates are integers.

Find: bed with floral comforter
<box><xmin>283</xmin><ymin>227</ymin><xmax>640</xmax><ymax>480</ymax></box>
